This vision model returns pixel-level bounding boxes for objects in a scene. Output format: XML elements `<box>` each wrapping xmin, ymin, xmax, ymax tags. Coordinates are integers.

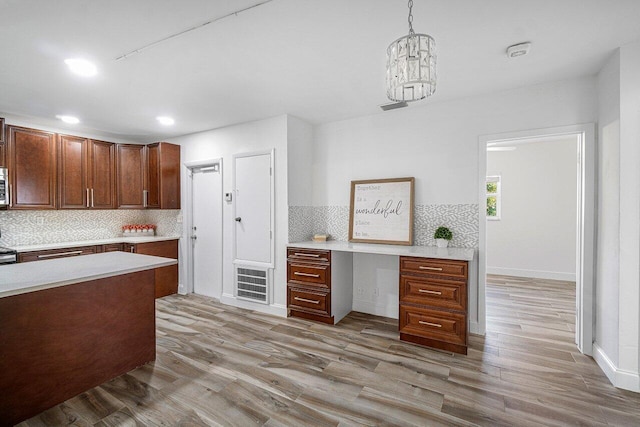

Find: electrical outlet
<box><xmin>373</xmin><ymin>288</ymin><xmax>380</xmax><ymax>298</ymax></box>
<box><xmin>176</xmin><ymin>213</ymin><xmax>183</xmax><ymax>224</ymax></box>
<box><xmin>356</xmin><ymin>287</ymin><xmax>365</xmax><ymax>297</ymax></box>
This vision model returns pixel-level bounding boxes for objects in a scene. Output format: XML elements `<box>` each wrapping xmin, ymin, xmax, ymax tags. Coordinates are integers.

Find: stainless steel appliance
<box><xmin>0</xmin><ymin>246</ymin><xmax>17</xmax><ymax>264</ymax></box>
<box><xmin>0</xmin><ymin>167</ymin><xmax>8</xmax><ymax>207</ymax></box>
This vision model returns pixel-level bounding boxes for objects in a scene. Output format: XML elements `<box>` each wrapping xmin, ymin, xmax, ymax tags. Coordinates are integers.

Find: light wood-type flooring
<box><xmin>18</xmin><ymin>275</ymin><xmax>640</xmax><ymax>426</ymax></box>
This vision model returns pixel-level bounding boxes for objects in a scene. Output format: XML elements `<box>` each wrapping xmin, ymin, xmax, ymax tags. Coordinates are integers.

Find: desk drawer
<box><xmin>399</xmin><ymin>305</ymin><xmax>466</xmax><ymax>346</ymax></box>
<box><xmin>400</xmin><ymin>275</ymin><xmax>466</xmax><ymax>311</ymax></box>
<box><xmin>288</xmin><ymin>287</ymin><xmax>329</xmax><ymax>314</ymax></box>
<box><xmin>18</xmin><ymin>245</ymin><xmax>98</xmax><ymax>263</ymax></box>
<box><xmin>287</xmin><ymin>248</ymin><xmax>330</xmax><ymax>263</ymax></box>
<box><xmin>287</xmin><ymin>262</ymin><xmax>329</xmax><ymax>288</ymax></box>
<box><xmin>400</xmin><ymin>257</ymin><xmax>467</xmax><ymax>279</ymax></box>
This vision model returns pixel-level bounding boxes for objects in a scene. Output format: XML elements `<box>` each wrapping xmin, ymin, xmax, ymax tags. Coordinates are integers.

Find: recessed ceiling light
<box><xmin>56</xmin><ymin>115</ymin><xmax>80</xmax><ymax>124</ymax></box>
<box><xmin>64</xmin><ymin>58</ymin><xmax>97</xmax><ymax>77</ymax></box>
<box><xmin>156</xmin><ymin>116</ymin><xmax>175</xmax><ymax>126</ymax></box>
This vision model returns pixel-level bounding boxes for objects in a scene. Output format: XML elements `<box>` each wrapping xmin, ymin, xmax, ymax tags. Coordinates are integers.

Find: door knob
<box><xmin>235</xmin><ymin>217</ymin><xmax>242</xmax><ymax>222</ymax></box>
<box><xmin>191</xmin><ymin>235</ymin><xmax>197</xmax><ymax>240</ymax></box>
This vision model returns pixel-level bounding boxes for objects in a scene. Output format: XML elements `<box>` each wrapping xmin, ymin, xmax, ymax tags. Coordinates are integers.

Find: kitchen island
<box><xmin>0</xmin><ymin>252</ymin><xmax>177</xmax><ymax>426</ymax></box>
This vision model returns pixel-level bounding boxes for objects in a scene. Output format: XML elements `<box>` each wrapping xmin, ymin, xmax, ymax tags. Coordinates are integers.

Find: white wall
<box><xmin>168</xmin><ymin>115</ymin><xmax>290</xmax><ymax>316</ymax></box>
<box><xmin>287</xmin><ymin>116</ymin><xmax>314</xmax><ymax>206</ymax></box>
<box><xmin>313</xmin><ymin>76</ymin><xmax>597</xmax><ymax>324</ymax></box>
<box><xmin>595</xmin><ymin>50</ymin><xmax>621</xmax><ymax>370</ymax></box>
<box><xmin>486</xmin><ymin>138</ymin><xmax>577</xmax><ymax>281</ymax></box>
<box><xmin>618</xmin><ymin>40</ymin><xmax>640</xmax><ymax>388</ymax></box>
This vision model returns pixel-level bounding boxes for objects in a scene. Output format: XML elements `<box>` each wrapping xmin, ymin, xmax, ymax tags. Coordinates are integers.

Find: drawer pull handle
<box><xmin>294</xmin><ymin>272</ymin><xmax>320</xmax><ymax>278</ymax></box>
<box><xmin>418</xmin><ymin>289</ymin><xmax>442</xmax><ymax>295</ymax></box>
<box><xmin>419</xmin><ymin>321</ymin><xmax>442</xmax><ymax>328</ymax></box>
<box><xmin>294</xmin><ymin>253</ymin><xmax>320</xmax><ymax>258</ymax></box>
<box><xmin>294</xmin><ymin>297</ymin><xmax>320</xmax><ymax>304</ymax></box>
<box><xmin>419</xmin><ymin>266</ymin><xmax>443</xmax><ymax>271</ymax></box>
<box><xmin>38</xmin><ymin>250</ymin><xmax>83</xmax><ymax>259</ymax></box>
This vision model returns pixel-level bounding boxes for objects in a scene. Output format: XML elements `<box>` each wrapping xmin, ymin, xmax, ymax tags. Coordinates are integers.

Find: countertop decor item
<box><xmin>122</xmin><ymin>224</ymin><xmax>156</xmax><ymax>236</ymax></box>
<box><xmin>434</xmin><ymin>226</ymin><xmax>453</xmax><ymax>248</ymax></box>
<box><xmin>349</xmin><ymin>177</ymin><xmax>415</xmax><ymax>246</ymax></box>
<box><xmin>386</xmin><ymin>0</ymin><xmax>436</xmax><ymax>103</ymax></box>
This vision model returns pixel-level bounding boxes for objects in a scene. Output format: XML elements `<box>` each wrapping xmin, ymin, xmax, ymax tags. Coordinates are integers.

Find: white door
<box><xmin>234</xmin><ymin>151</ymin><xmax>273</xmax><ymax>265</ymax></box>
<box><xmin>191</xmin><ymin>164</ymin><xmax>223</xmax><ymax>298</ymax></box>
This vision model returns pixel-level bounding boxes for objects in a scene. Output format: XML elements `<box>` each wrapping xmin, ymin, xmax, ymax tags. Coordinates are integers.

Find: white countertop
<box><xmin>9</xmin><ymin>236</ymin><xmax>180</xmax><ymax>253</ymax></box>
<box><xmin>288</xmin><ymin>240</ymin><xmax>475</xmax><ymax>261</ymax></box>
<box><xmin>0</xmin><ymin>252</ymin><xmax>178</xmax><ymax>298</ymax></box>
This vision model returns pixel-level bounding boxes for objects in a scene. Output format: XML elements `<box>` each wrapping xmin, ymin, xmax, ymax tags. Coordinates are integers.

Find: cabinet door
<box><xmin>117</xmin><ymin>144</ymin><xmax>145</xmax><ymax>208</ymax></box>
<box><xmin>8</xmin><ymin>126</ymin><xmax>57</xmax><ymax>209</ymax></box>
<box><xmin>134</xmin><ymin>240</ymin><xmax>179</xmax><ymax>298</ymax></box>
<box><xmin>89</xmin><ymin>140</ymin><xmax>116</xmax><ymax>209</ymax></box>
<box><xmin>145</xmin><ymin>143</ymin><xmax>160</xmax><ymax>209</ymax></box>
<box><xmin>0</xmin><ymin>117</ymin><xmax>5</xmax><ymax>167</ymax></box>
<box><xmin>58</xmin><ymin>134</ymin><xmax>88</xmax><ymax>209</ymax></box>
<box><xmin>146</xmin><ymin>142</ymin><xmax>180</xmax><ymax>209</ymax></box>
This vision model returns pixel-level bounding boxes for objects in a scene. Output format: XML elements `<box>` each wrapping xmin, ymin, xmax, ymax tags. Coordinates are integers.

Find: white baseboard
<box><xmin>352</xmin><ymin>299</ymin><xmax>399</xmax><ymax>319</ymax></box>
<box><xmin>486</xmin><ymin>266</ymin><xmax>576</xmax><ymax>282</ymax></box>
<box><xmin>220</xmin><ymin>293</ymin><xmax>288</xmax><ymax>318</ymax></box>
<box><xmin>593</xmin><ymin>342</ymin><xmax>640</xmax><ymax>392</ymax></box>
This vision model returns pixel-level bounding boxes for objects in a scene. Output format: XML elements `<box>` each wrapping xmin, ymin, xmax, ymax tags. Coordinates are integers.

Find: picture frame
<box><xmin>349</xmin><ymin>177</ymin><xmax>415</xmax><ymax>245</ymax></box>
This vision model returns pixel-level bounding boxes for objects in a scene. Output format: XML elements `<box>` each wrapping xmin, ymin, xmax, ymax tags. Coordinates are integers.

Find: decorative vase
<box><xmin>436</xmin><ymin>238</ymin><xmax>449</xmax><ymax>248</ymax></box>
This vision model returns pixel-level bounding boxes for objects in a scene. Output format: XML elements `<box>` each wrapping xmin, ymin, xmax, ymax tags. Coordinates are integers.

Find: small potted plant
<box><xmin>434</xmin><ymin>226</ymin><xmax>453</xmax><ymax>248</ymax></box>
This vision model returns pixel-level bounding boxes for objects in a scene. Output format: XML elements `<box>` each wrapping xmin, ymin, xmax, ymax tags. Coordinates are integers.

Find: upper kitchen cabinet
<box><xmin>58</xmin><ymin>136</ymin><xmax>116</xmax><ymax>209</ymax></box>
<box><xmin>7</xmin><ymin>126</ymin><xmax>57</xmax><ymax>209</ymax></box>
<box><xmin>117</xmin><ymin>144</ymin><xmax>146</xmax><ymax>209</ymax></box>
<box><xmin>146</xmin><ymin>142</ymin><xmax>180</xmax><ymax>209</ymax></box>
<box><xmin>0</xmin><ymin>118</ymin><xmax>5</xmax><ymax>167</ymax></box>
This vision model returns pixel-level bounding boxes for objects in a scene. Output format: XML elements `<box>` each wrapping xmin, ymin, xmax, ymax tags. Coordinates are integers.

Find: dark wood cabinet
<box><xmin>89</xmin><ymin>140</ymin><xmax>117</xmax><ymax>209</ymax></box>
<box><xmin>399</xmin><ymin>257</ymin><xmax>469</xmax><ymax>354</ymax></box>
<box><xmin>7</xmin><ymin>126</ymin><xmax>57</xmax><ymax>209</ymax></box>
<box><xmin>18</xmin><ymin>245</ymin><xmax>98</xmax><ymax>263</ymax></box>
<box><xmin>58</xmin><ymin>137</ymin><xmax>116</xmax><ymax>209</ymax></box>
<box><xmin>58</xmin><ymin>135</ymin><xmax>88</xmax><ymax>209</ymax></box>
<box><xmin>130</xmin><ymin>240</ymin><xmax>179</xmax><ymax>298</ymax></box>
<box><xmin>146</xmin><ymin>142</ymin><xmax>180</xmax><ymax>209</ymax></box>
<box><xmin>117</xmin><ymin>144</ymin><xmax>146</xmax><ymax>209</ymax></box>
<box><xmin>286</xmin><ymin>247</ymin><xmax>353</xmax><ymax>325</ymax></box>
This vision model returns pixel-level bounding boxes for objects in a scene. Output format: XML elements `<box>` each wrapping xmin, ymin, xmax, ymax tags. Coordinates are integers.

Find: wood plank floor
<box><xmin>18</xmin><ymin>275</ymin><xmax>640</xmax><ymax>426</ymax></box>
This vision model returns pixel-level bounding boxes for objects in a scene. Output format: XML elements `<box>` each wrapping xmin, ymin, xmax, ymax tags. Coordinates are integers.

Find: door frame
<box><xmin>232</xmin><ymin>149</ymin><xmax>275</xmax><ymax>269</ymax></box>
<box><xmin>478</xmin><ymin>123</ymin><xmax>596</xmax><ymax>355</ymax></box>
<box><xmin>184</xmin><ymin>158</ymin><xmax>223</xmax><ymax>295</ymax></box>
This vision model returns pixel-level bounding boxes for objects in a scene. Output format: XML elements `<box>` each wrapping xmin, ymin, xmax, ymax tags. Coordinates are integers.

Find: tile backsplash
<box><xmin>0</xmin><ymin>209</ymin><xmax>182</xmax><ymax>247</ymax></box>
<box><xmin>289</xmin><ymin>204</ymin><xmax>478</xmax><ymax>248</ymax></box>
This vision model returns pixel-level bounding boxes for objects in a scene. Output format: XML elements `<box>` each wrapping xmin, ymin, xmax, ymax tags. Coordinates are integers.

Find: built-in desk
<box><xmin>287</xmin><ymin>241</ymin><xmax>476</xmax><ymax>354</ymax></box>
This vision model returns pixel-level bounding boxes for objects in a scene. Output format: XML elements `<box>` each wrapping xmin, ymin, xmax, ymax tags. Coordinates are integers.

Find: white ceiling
<box><xmin>1</xmin><ymin>0</ymin><xmax>639</xmax><ymax>142</ymax></box>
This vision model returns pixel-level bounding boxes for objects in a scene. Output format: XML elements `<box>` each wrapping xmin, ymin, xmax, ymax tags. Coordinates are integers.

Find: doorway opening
<box><xmin>185</xmin><ymin>159</ymin><xmax>223</xmax><ymax>299</ymax></box>
<box><xmin>478</xmin><ymin>124</ymin><xmax>595</xmax><ymax>355</ymax></box>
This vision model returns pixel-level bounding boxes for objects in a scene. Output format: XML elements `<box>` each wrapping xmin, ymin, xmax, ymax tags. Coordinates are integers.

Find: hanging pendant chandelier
<box><xmin>386</xmin><ymin>0</ymin><xmax>437</xmax><ymax>102</ymax></box>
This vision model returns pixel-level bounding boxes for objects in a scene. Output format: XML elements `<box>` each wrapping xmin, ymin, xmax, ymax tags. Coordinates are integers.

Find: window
<box><xmin>486</xmin><ymin>176</ymin><xmax>501</xmax><ymax>220</ymax></box>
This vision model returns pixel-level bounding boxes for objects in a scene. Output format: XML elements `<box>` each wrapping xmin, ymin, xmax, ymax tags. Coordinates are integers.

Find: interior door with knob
<box><xmin>233</xmin><ymin>150</ymin><xmax>274</xmax><ymax>266</ymax></box>
<box><xmin>191</xmin><ymin>163</ymin><xmax>223</xmax><ymax>298</ymax></box>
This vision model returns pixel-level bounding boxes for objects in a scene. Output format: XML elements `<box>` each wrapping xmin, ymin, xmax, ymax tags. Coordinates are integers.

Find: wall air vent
<box><xmin>235</xmin><ymin>266</ymin><xmax>269</xmax><ymax>304</ymax></box>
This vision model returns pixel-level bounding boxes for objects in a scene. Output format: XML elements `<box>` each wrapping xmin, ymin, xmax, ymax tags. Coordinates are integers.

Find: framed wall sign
<box><xmin>349</xmin><ymin>177</ymin><xmax>415</xmax><ymax>245</ymax></box>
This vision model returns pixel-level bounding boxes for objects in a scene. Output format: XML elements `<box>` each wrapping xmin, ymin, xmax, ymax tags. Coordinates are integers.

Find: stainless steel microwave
<box><xmin>0</xmin><ymin>167</ymin><xmax>8</xmax><ymax>207</ymax></box>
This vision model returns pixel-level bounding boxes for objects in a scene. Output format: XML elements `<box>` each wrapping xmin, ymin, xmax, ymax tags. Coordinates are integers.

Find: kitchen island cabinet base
<box><xmin>0</xmin><ymin>269</ymin><xmax>156</xmax><ymax>426</ymax></box>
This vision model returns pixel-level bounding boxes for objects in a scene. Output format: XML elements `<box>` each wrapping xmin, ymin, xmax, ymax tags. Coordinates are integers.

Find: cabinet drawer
<box><xmin>101</xmin><ymin>243</ymin><xmax>124</xmax><ymax>252</ymax></box>
<box><xmin>18</xmin><ymin>245</ymin><xmax>98</xmax><ymax>263</ymax></box>
<box><xmin>288</xmin><ymin>287</ymin><xmax>329</xmax><ymax>314</ymax></box>
<box><xmin>287</xmin><ymin>262</ymin><xmax>329</xmax><ymax>288</ymax></box>
<box><xmin>287</xmin><ymin>248</ymin><xmax>330</xmax><ymax>263</ymax></box>
<box><xmin>399</xmin><ymin>305</ymin><xmax>466</xmax><ymax>346</ymax></box>
<box><xmin>400</xmin><ymin>275</ymin><xmax>466</xmax><ymax>311</ymax></box>
<box><xmin>400</xmin><ymin>257</ymin><xmax>467</xmax><ymax>279</ymax></box>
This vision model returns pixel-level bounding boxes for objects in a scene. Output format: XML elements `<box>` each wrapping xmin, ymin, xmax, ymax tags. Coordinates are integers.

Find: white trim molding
<box><xmin>220</xmin><ymin>293</ymin><xmax>288</xmax><ymax>318</ymax></box>
<box><xmin>593</xmin><ymin>343</ymin><xmax>640</xmax><ymax>392</ymax></box>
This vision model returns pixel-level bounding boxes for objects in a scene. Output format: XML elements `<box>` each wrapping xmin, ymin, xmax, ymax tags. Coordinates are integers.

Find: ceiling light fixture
<box><xmin>56</xmin><ymin>115</ymin><xmax>80</xmax><ymax>124</ymax></box>
<box><xmin>156</xmin><ymin>116</ymin><xmax>175</xmax><ymax>126</ymax></box>
<box><xmin>64</xmin><ymin>58</ymin><xmax>97</xmax><ymax>77</ymax></box>
<box><xmin>386</xmin><ymin>0</ymin><xmax>436</xmax><ymax>103</ymax></box>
